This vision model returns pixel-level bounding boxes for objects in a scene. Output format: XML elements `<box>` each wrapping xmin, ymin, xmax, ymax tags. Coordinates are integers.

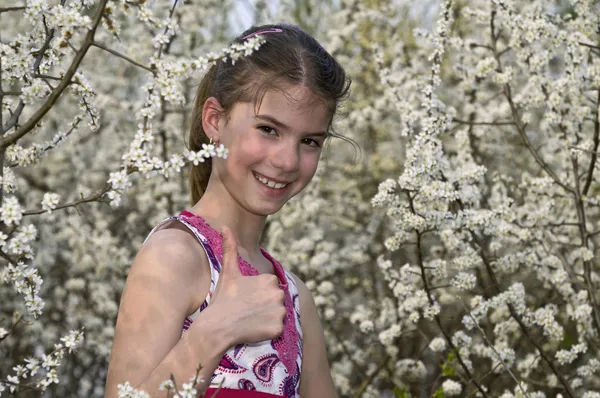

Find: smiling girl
<box><xmin>105</xmin><ymin>24</ymin><xmax>351</xmax><ymax>398</ymax></box>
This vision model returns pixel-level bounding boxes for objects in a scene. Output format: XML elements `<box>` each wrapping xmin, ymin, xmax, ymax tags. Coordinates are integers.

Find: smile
<box><xmin>253</xmin><ymin>172</ymin><xmax>289</xmax><ymax>189</ymax></box>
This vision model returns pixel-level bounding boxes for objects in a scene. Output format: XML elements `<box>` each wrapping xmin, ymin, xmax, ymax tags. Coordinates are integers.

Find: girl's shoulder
<box><xmin>284</xmin><ymin>270</ymin><xmax>313</xmax><ymax>310</ymax></box>
<box><xmin>135</xmin><ymin>218</ymin><xmax>212</xmax><ymax>315</ymax></box>
<box><xmin>141</xmin><ymin>218</ymin><xmax>205</xmax><ymax>262</ymax></box>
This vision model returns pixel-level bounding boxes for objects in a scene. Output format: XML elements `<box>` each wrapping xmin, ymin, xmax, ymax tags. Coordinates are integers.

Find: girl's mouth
<box><xmin>252</xmin><ymin>171</ymin><xmax>292</xmax><ymax>197</ymax></box>
<box><xmin>253</xmin><ymin>172</ymin><xmax>290</xmax><ymax>189</ymax></box>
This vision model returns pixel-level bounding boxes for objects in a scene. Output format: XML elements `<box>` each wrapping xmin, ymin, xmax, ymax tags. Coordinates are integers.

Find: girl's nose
<box><xmin>269</xmin><ymin>142</ymin><xmax>300</xmax><ymax>173</ymax></box>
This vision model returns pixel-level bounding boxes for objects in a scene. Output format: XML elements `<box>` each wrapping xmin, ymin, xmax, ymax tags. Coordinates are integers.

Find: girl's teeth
<box><xmin>254</xmin><ymin>174</ymin><xmax>288</xmax><ymax>189</ymax></box>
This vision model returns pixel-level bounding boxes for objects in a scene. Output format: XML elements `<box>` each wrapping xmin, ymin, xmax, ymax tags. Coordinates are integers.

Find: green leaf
<box><xmin>441</xmin><ymin>362</ymin><xmax>456</xmax><ymax>376</ymax></box>
<box><xmin>560</xmin><ymin>332</ymin><xmax>576</xmax><ymax>349</ymax></box>
<box><xmin>447</xmin><ymin>350</ymin><xmax>457</xmax><ymax>362</ymax></box>
<box><xmin>392</xmin><ymin>386</ymin><xmax>410</xmax><ymax>398</ymax></box>
<box><xmin>433</xmin><ymin>387</ymin><xmax>446</xmax><ymax>398</ymax></box>
<box><xmin>440</xmin><ymin>350</ymin><xmax>457</xmax><ymax>376</ymax></box>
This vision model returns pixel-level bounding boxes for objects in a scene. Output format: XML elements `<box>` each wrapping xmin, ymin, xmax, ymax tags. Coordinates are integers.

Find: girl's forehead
<box><xmin>245</xmin><ymin>86</ymin><xmax>331</xmax><ymax>131</ymax></box>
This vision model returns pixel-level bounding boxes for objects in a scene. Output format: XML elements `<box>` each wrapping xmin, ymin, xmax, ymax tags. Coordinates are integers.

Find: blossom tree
<box><xmin>3</xmin><ymin>0</ymin><xmax>600</xmax><ymax>397</ymax></box>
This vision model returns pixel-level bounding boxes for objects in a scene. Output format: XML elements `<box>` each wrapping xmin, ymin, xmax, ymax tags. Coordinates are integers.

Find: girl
<box><xmin>105</xmin><ymin>24</ymin><xmax>350</xmax><ymax>398</ymax></box>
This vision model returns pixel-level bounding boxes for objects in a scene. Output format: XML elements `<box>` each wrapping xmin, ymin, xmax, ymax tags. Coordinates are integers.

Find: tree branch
<box><xmin>459</xmin><ymin>299</ymin><xmax>531</xmax><ymax>398</ymax></box>
<box><xmin>487</xmin><ymin>12</ymin><xmax>574</xmax><ymax>194</ymax></box>
<box><xmin>0</xmin><ymin>314</ymin><xmax>26</xmax><ymax>344</ymax></box>
<box><xmin>579</xmin><ymin>41</ymin><xmax>600</xmax><ymax>50</ymax></box>
<box><xmin>571</xmin><ymin>156</ymin><xmax>600</xmax><ymax>336</ymax></box>
<box><xmin>0</xmin><ymin>0</ymin><xmax>109</xmax><ymax>147</ymax></box>
<box><xmin>453</xmin><ymin>118</ymin><xmax>515</xmax><ymax>126</ymax></box>
<box><xmin>327</xmin><ymin>321</ymin><xmax>369</xmax><ymax>380</ymax></box>
<box><xmin>407</xmin><ymin>193</ymin><xmax>491</xmax><ymax>398</ymax></box>
<box><xmin>0</xmin><ymin>7</ymin><xmax>26</xmax><ymax>13</ymax></box>
<box><xmin>583</xmin><ymin>89</ymin><xmax>600</xmax><ymax>195</ymax></box>
<box><xmin>469</xmin><ymin>228</ymin><xmax>576</xmax><ymax>396</ymax></box>
<box><xmin>23</xmin><ymin>182</ymin><xmax>112</xmax><ymax>216</ymax></box>
<box><xmin>353</xmin><ymin>355</ymin><xmax>390</xmax><ymax>398</ymax></box>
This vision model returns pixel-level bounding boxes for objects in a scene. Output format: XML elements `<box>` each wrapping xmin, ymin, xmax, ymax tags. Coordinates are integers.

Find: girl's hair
<box><xmin>188</xmin><ymin>24</ymin><xmax>352</xmax><ymax>205</ymax></box>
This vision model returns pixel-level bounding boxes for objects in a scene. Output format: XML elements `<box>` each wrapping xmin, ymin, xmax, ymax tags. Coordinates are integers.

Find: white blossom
<box><xmin>429</xmin><ymin>337</ymin><xmax>447</xmax><ymax>352</ymax></box>
<box><xmin>41</xmin><ymin>193</ymin><xmax>60</xmax><ymax>213</ymax></box>
<box><xmin>442</xmin><ymin>379</ymin><xmax>462</xmax><ymax>396</ymax></box>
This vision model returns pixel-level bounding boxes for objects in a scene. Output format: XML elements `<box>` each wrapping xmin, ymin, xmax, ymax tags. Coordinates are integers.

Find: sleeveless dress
<box><xmin>145</xmin><ymin>210</ymin><xmax>303</xmax><ymax>398</ymax></box>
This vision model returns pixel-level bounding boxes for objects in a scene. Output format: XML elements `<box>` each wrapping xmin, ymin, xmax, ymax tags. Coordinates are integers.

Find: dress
<box><xmin>145</xmin><ymin>210</ymin><xmax>303</xmax><ymax>398</ymax></box>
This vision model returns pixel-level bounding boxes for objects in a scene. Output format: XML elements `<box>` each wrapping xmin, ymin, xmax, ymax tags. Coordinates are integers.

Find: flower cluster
<box><xmin>1</xmin><ymin>329</ymin><xmax>84</xmax><ymax>393</ymax></box>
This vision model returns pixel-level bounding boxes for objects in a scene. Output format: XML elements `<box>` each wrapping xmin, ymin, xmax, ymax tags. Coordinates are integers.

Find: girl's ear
<box><xmin>201</xmin><ymin>97</ymin><xmax>223</xmax><ymax>141</ymax></box>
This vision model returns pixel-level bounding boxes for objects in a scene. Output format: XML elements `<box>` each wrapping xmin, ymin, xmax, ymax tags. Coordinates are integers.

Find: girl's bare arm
<box><xmin>294</xmin><ymin>274</ymin><xmax>339</xmax><ymax>398</ymax></box>
<box><xmin>105</xmin><ymin>228</ymin><xmax>227</xmax><ymax>397</ymax></box>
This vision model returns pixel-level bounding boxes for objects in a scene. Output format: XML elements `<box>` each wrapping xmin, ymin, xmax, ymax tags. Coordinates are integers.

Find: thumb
<box><xmin>221</xmin><ymin>226</ymin><xmax>241</xmax><ymax>278</ymax></box>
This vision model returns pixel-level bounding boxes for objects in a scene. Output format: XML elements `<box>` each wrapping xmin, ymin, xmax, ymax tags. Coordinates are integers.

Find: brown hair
<box><xmin>188</xmin><ymin>24</ymin><xmax>352</xmax><ymax>205</ymax></box>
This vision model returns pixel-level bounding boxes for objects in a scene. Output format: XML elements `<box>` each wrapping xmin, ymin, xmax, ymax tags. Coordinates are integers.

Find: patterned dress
<box><xmin>145</xmin><ymin>210</ymin><xmax>303</xmax><ymax>398</ymax></box>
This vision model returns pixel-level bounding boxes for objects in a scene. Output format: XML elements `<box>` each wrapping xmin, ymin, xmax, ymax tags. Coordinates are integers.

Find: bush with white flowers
<box><xmin>3</xmin><ymin>0</ymin><xmax>600</xmax><ymax>397</ymax></box>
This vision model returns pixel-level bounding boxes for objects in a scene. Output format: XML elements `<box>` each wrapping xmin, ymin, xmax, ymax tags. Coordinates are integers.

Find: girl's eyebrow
<box><xmin>253</xmin><ymin>114</ymin><xmax>328</xmax><ymax>137</ymax></box>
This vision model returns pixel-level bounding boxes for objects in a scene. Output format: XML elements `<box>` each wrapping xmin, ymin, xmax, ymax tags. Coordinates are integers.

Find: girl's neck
<box><xmin>190</xmin><ymin>187</ymin><xmax>266</xmax><ymax>258</ymax></box>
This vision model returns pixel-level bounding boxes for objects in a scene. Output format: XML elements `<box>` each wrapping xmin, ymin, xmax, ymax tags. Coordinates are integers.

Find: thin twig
<box><xmin>489</xmin><ymin>8</ymin><xmax>573</xmax><ymax>195</ymax></box>
<box><xmin>458</xmin><ymin>298</ymin><xmax>531</xmax><ymax>398</ymax></box>
<box><xmin>571</xmin><ymin>156</ymin><xmax>600</xmax><ymax>336</ymax></box>
<box><xmin>579</xmin><ymin>41</ymin><xmax>600</xmax><ymax>50</ymax></box>
<box><xmin>408</xmin><ymin>193</ymin><xmax>490</xmax><ymax>398</ymax></box>
<box><xmin>502</xmin><ymin>85</ymin><xmax>574</xmax><ymax>193</ymax></box>
<box><xmin>353</xmin><ymin>355</ymin><xmax>390</xmax><ymax>398</ymax></box>
<box><xmin>32</xmin><ymin>74</ymin><xmax>64</xmax><ymax>81</ymax></box>
<box><xmin>0</xmin><ymin>314</ymin><xmax>26</xmax><ymax>343</ymax></box>
<box><xmin>453</xmin><ymin>118</ymin><xmax>515</xmax><ymax>126</ymax></box>
<box><xmin>327</xmin><ymin>321</ymin><xmax>369</xmax><ymax>379</ymax></box>
<box><xmin>583</xmin><ymin>89</ymin><xmax>600</xmax><ymax>194</ymax></box>
<box><xmin>0</xmin><ymin>6</ymin><xmax>26</xmax><ymax>13</ymax></box>
<box><xmin>156</xmin><ymin>0</ymin><xmax>180</xmax><ymax>59</ymax></box>
<box><xmin>471</xmin><ymin>230</ymin><xmax>577</xmax><ymax>396</ymax></box>
<box><xmin>91</xmin><ymin>41</ymin><xmax>154</xmax><ymax>73</ymax></box>
<box><xmin>23</xmin><ymin>183</ymin><xmax>112</xmax><ymax>216</ymax></box>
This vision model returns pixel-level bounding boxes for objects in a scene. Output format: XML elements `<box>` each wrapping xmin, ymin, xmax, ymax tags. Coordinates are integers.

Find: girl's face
<box><xmin>210</xmin><ymin>85</ymin><xmax>331</xmax><ymax>216</ymax></box>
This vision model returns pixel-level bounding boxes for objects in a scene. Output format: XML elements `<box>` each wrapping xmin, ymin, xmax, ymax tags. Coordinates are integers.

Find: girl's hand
<box><xmin>198</xmin><ymin>226</ymin><xmax>286</xmax><ymax>347</ymax></box>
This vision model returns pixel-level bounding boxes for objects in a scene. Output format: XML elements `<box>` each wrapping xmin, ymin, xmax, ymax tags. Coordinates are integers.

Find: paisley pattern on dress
<box><xmin>143</xmin><ymin>212</ymin><xmax>304</xmax><ymax>398</ymax></box>
<box><xmin>280</xmin><ymin>373</ymin><xmax>298</xmax><ymax>398</ymax></box>
<box><xmin>219</xmin><ymin>354</ymin><xmax>247</xmax><ymax>374</ymax></box>
<box><xmin>253</xmin><ymin>353</ymin><xmax>280</xmax><ymax>384</ymax></box>
<box><xmin>238</xmin><ymin>379</ymin><xmax>257</xmax><ymax>390</ymax></box>
<box><xmin>233</xmin><ymin>343</ymin><xmax>246</xmax><ymax>359</ymax></box>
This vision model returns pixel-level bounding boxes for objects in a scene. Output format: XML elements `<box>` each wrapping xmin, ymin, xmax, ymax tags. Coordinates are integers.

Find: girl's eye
<box><xmin>302</xmin><ymin>138</ymin><xmax>321</xmax><ymax>148</ymax></box>
<box><xmin>258</xmin><ymin>126</ymin><xmax>277</xmax><ymax>135</ymax></box>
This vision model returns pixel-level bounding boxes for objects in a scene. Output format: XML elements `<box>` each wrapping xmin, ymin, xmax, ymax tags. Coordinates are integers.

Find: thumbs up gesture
<box><xmin>206</xmin><ymin>226</ymin><xmax>287</xmax><ymax>346</ymax></box>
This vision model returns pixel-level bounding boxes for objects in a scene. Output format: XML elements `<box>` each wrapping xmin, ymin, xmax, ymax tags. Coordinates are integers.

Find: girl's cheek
<box><xmin>301</xmin><ymin>152</ymin><xmax>320</xmax><ymax>173</ymax></box>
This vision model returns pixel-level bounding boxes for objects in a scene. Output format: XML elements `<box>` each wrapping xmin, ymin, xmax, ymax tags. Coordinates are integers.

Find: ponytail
<box><xmin>188</xmin><ymin>65</ymin><xmax>218</xmax><ymax>205</ymax></box>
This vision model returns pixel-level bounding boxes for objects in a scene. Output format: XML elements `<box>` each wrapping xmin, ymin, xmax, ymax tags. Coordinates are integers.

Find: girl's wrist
<box><xmin>194</xmin><ymin>305</ymin><xmax>236</xmax><ymax>356</ymax></box>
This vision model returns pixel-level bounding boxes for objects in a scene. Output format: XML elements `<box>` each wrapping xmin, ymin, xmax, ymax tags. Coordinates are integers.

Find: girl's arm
<box><xmin>105</xmin><ymin>228</ymin><xmax>227</xmax><ymax>397</ymax></box>
<box><xmin>105</xmin><ymin>225</ymin><xmax>286</xmax><ymax>397</ymax></box>
<box><xmin>294</xmin><ymin>274</ymin><xmax>339</xmax><ymax>398</ymax></box>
